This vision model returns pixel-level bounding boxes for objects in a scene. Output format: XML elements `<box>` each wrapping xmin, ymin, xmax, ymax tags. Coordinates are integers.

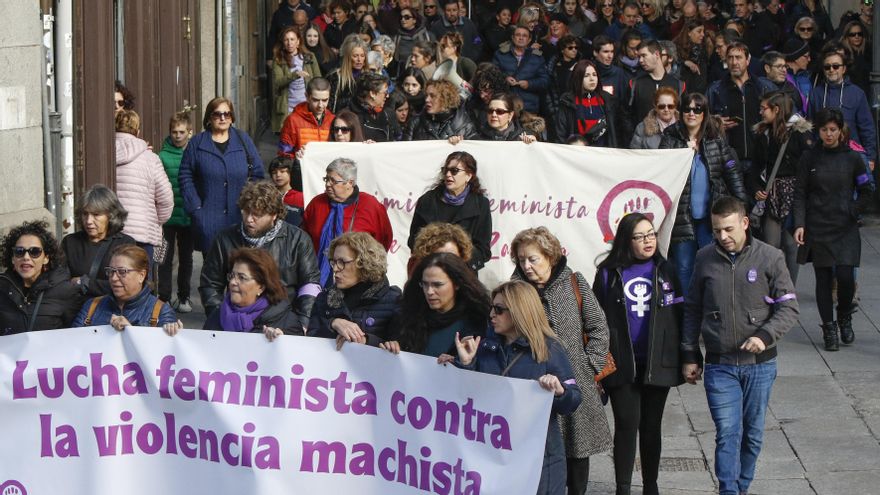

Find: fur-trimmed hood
<box><xmin>751</xmin><ymin>113</ymin><xmax>813</xmax><ymax>135</ymax></box>
<box><xmin>641</xmin><ymin>109</ymin><xmax>679</xmax><ymax>137</ymax></box>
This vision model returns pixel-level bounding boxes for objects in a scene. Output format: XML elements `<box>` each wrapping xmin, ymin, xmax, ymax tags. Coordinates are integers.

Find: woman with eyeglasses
<box><xmin>388</xmin><ymin>252</ymin><xmax>489</xmax><ymax>356</ymax></box>
<box><xmin>179</xmin><ymin>97</ymin><xmax>265</xmax><ymax>254</ymax></box>
<box><xmin>631</xmin><ymin>87</ymin><xmax>679</xmax><ymax>149</ymax></box>
<box><xmin>306</xmin><ymin>232</ymin><xmax>402</xmax><ymax>348</ymax></box>
<box><xmin>839</xmin><ymin>20</ymin><xmax>872</xmax><ymax>95</ymax></box>
<box><xmin>546</xmin><ymin>34</ymin><xmax>582</xmax><ymax>116</ymax></box>
<box><xmin>327</xmin><ymin>109</ymin><xmax>368</xmax><ymax>142</ymax></box>
<box><xmin>0</xmin><ymin>221</ymin><xmax>82</xmax><ymax>334</ymax></box>
<box><xmin>659</xmin><ymin>92</ymin><xmax>747</xmax><ymax>291</ymax></box>
<box><xmin>807</xmin><ymin>49</ymin><xmax>876</xmax><ymax>171</ymax></box>
<box><xmin>592</xmin><ymin>213</ymin><xmax>684</xmax><ymax>495</ymax></box>
<box><xmin>438</xmin><ymin>280</ymin><xmax>582</xmax><ymax>495</ymax></box>
<box><xmin>555</xmin><ymin>59</ymin><xmax>620</xmax><ymax>147</ymax></box>
<box><xmin>472</xmin><ymin>92</ymin><xmax>537</xmax><ymax>142</ymax></box>
<box><xmin>794</xmin><ymin>108</ymin><xmax>872</xmax><ymax>351</ymax></box>
<box><xmin>786</xmin><ymin>0</ymin><xmax>833</xmax><ymax>43</ymax></box>
<box><xmin>392</xmin><ymin>8</ymin><xmax>436</xmax><ymax>77</ymax></box>
<box><xmin>186</xmin><ymin>248</ymin><xmax>299</xmax><ymax>337</ymax></box>
<box><xmin>408</xmin><ymin>151</ymin><xmax>492</xmax><ymax>272</ymax></box>
<box><xmin>510</xmin><ymin>226</ymin><xmax>612</xmax><ymax>495</ymax></box>
<box><xmin>791</xmin><ymin>16</ymin><xmax>822</xmax><ymax>61</ymax></box>
<box><xmin>72</xmin><ymin>245</ymin><xmax>177</xmax><ymax>331</ymax></box>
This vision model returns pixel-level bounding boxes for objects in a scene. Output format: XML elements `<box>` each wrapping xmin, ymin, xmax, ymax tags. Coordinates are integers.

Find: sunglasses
<box><xmin>684</xmin><ymin>105</ymin><xmax>705</xmax><ymax>115</ymax></box>
<box><xmin>490</xmin><ymin>304</ymin><xmax>509</xmax><ymax>315</ymax></box>
<box><xmin>487</xmin><ymin>108</ymin><xmax>512</xmax><ymax>115</ymax></box>
<box><xmin>823</xmin><ymin>63</ymin><xmax>843</xmax><ymax>71</ymax></box>
<box><xmin>13</xmin><ymin>246</ymin><xmax>43</xmax><ymax>258</ymax></box>
<box><xmin>332</xmin><ymin>125</ymin><xmax>352</xmax><ymax>133</ymax></box>
<box><xmin>847</xmin><ymin>31</ymin><xmax>864</xmax><ymax>38</ymax></box>
<box><xmin>798</xmin><ymin>27</ymin><xmax>814</xmax><ymax>32</ymax></box>
<box><xmin>424</xmin><ymin>4</ymin><xmax>437</xmax><ymax>8</ymax></box>
<box><xmin>656</xmin><ymin>104</ymin><xmax>675</xmax><ymax>110</ymax></box>
<box><xmin>211</xmin><ymin>111</ymin><xmax>231</xmax><ymax>120</ymax></box>
<box><xmin>441</xmin><ymin>166</ymin><xmax>466</xmax><ymax>175</ymax></box>
<box><xmin>114</xmin><ymin>99</ymin><xmax>124</xmax><ymax>107</ymax></box>
<box><xmin>400</xmin><ymin>14</ymin><xmax>414</xmax><ymax>20</ymax></box>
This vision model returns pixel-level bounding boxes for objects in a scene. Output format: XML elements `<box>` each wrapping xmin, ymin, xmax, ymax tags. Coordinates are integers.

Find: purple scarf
<box><xmin>219</xmin><ymin>293</ymin><xmax>270</xmax><ymax>332</ymax></box>
<box><xmin>442</xmin><ymin>184</ymin><xmax>471</xmax><ymax>206</ymax></box>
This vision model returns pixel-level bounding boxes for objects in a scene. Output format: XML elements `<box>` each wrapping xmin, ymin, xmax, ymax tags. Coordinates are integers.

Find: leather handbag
<box><xmin>570</xmin><ymin>273</ymin><xmax>617</xmax><ymax>382</ymax></box>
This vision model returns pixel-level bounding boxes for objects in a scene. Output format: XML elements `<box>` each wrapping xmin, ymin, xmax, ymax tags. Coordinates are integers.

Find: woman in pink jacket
<box><xmin>114</xmin><ymin>110</ymin><xmax>174</xmax><ymax>266</ymax></box>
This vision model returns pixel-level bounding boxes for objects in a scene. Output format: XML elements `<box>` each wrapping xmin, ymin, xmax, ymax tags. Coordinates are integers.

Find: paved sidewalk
<box><xmin>172</xmin><ymin>217</ymin><xmax>880</xmax><ymax>494</ymax></box>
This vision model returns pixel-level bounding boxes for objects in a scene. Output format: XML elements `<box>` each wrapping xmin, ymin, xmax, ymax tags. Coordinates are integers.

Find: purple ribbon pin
<box><xmin>747</xmin><ymin>268</ymin><xmax>757</xmax><ymax>283</ymax></box>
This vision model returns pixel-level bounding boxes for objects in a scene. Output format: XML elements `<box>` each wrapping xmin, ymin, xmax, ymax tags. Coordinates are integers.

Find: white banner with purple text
<box><xmin>302</xmin><ymin>141</ymin><xmax>693</xmax><ymax>287</ymax></box>
<box><xmin>0</xmin><ymin>326</ymin><xmax>552</xmax><ymax>494</ymax></box>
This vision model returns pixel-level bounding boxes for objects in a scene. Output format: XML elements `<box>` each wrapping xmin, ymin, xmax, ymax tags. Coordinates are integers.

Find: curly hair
<box><xmin>228</xmin><ymin>248</ymin><xmax>288</xmax><ymax>305</ymax></box>
<box><xmin>328</xmin><ymin>232</ymin><xmax>388</xmax><ymax>283</ymax></box>
<box><xmin>399</xmin><ymin>253</ymin><xmax>490</xmax><ymax>353</ymax></box>
<box><xmin>114</xmin><ymin>81</ymin><xmax>135</xmax><ymax>110</ymax></box>
<box><xmin>1</xmin><ymin>221</ymin><xmax>63</xmax><ymax>273</ymax></box>
<box><xmin>237</xmin><ymin>181</ymin><xmax>287</xmax><ymax>218</ymax></box>
<box><xmin>430</xmin><ymin>151</ymin><xmax>485</xmax><ymax>196</ymax></box>
<box><xmin>411</xmin><ymin>222</ymin><xmax>474</xmax><ymax>262</ymax></box>
<box><xmin>115</xmin><ymin>109</ymin><xmax>140</xmax><ymax>135</ymax></box>
<box><xmin>75</xmin><ymin>184</ymin><xmax>128</xmax><ymax>237</ymax></box>
<box><xmin>472</xmin><ymin>63</ymin><xmax>508</xmax><ymax>97</ymax></box>
<box><xmin>424</xmin><ymin>79</ymin><xmax>461</xmax><ymax>114</ymax></box>
<box><xmin>509</xmin><ymin>227</ymin><xmax>564</xmax><ymax>267</ymax></box>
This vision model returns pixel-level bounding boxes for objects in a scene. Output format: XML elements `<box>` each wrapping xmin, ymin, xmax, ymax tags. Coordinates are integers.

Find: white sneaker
<box><xmin>175</xmin><ymin>298</ymin><xmax>193</xmax><ymax>313</ymax></box>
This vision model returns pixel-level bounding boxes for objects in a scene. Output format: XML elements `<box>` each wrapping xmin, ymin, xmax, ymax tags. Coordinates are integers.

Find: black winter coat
<box><xmin>199</xmin><ymin>222</ymin><xmax>321</xmax><ymax>325</ymax></box>
<box><xmin>408</xmin><ymin>188</ymin><xmax>493</xmax><ymax>271</ymax></box>
<box><xmin>592</xmin><ymin>258</ymin><xmax>685</xmax><ymax>388</ymax></box>
<box><xmin>0</xmin><ymin>267</ymin><xmax>82</xmax><ymax>335</ymax></box>
<box><xmin>204</xmin><ymin>298</ymin><xmax>302</xmax><ymax>335</ymax></box>
<box><xmin>747</xmin><ymin>116</ymin><xmax>814</xmax><ymax>197</ymax></box>
<box><xmin>406</xmin><ymin>106</ymin><xmax>477</xmax><ymax>141</ymax></box>
<box><xmin>474</xmin><ymin>119</ymin><xmax>527</xmax><ymax>141</ymax></box>
<box><xmin>348</xmin><ymin>98</ymin><xmax>401</xmax><ymax>142</ymax></box>
<box><xmin>554</xmin><ymin>90</ymin><xmax>620</xmax><ymax>147</ymax></box>
<box><xmin>659</xmin><ymin>123</ymin><xmax>748</xmax><ymax>243</ymax></box>
<box><xmin>307</xmin><ymin>277</ymin><xmax>402</xmax><ymax>345</ymax></box>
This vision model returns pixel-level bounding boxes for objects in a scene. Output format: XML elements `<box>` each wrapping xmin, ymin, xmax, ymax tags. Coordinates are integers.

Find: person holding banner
<box><xmin>592</xmin><ymin>213</ymin><xmax>685</xmax><ymax>495</ymax></box>
<box><xmin>440</xmin><ymin>280</ymin><xmax>582</xmax><ymax>495</ymax></box>
<box><xmin>472</xmin><ymin>92</ymin><xmax>538</xmax><ymax>143</ymax></box>
<box><xmin>394</xmin><ymin>253</ymin><xmax>490</xmax><ymax>356</ymax></box>
<box><xmin>0</xmin><ymin>221</ymin><xmax>81</xmax><ymax>334</ymax></box>
<box><xmin>510</xmin><ymin>226</ymin><xmax>613</xmax><ymax>495</ymax></box>
<box><xmin>72</xmin><ymin>245</ymin><xmax>177</xmax><ymax>331</ymax></box>
<box><xmin>659</xmin><ymin>92</ymin><xmax>747</xmax><ymax>293</ymax></box>
<box><xmin>328</xmin><ymin>110</ymin><xmax>368</xmax><ymax>142</ymax></box>
<box><xmin>408</xmin><ymin>151</ymin><xmax>492</xmax><ymax>271</ymax></box>
<box><xmin>302</xmin><ymin>158</ymin><xmax>394</xmax><ymax>287</ymax></box>
<box><xmin>307</xmin><ymin>232</ymin><xmax>402</xmax><ymax>347</ymax></box>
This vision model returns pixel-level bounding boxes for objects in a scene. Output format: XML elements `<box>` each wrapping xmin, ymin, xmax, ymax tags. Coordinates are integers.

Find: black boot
<box><xmin>838</xmin><ymin>310</ymin><xmax>855</xmax><ymax>345</ymax></box>
<box><xmin>821</xmin><ymin>321</ymin><xmax>839</xmax><ymax>351</ymax></box>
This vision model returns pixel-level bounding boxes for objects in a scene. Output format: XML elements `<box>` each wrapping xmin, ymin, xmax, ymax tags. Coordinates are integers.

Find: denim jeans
<box><xmin>704</xmin><ymin>359</ymin><xmax>778</xmax><ymax>495</ymax></box>
<box><xmin>668</xmin><ymin>218</ymin><xmax>714</xmax><ymax>295</ymax></box>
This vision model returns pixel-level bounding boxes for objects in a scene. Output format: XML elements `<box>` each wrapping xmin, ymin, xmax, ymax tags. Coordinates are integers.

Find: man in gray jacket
<box><xmin>681</xmin><ymin>196</ymin><xmax>798</xmax><ymax>495</ymax></box>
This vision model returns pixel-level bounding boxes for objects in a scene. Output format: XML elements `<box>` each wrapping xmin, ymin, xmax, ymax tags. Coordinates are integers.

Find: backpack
<box><xmin>83</xmin><ymin>296</ymin><xmax>165</xmax><ymax>327</ymax></box>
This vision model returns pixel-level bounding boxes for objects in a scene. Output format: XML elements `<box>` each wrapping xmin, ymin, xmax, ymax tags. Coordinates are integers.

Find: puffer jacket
<box><xmin>204</xmin><ymin>298</ymin><xmax>302</xmax><ymax>335</ymax></box>
<box><xmin>278</xmin><ymin>102</ymin><xmax>335</xmax><ymax>158</ymax></box>
<box><xmin>71</xmin><ymin>285</ymin><xmax>177</xmax><ymax>328</ymax></box>
<box><xmin>157</xmin><ymin>137</ymin><xmax>190</xmax><ymax>227</ymax></box>
<box><xmin>630</xmin><ymin>110</ymin><xmax>677</xmax><ymax>149</ymax></box>
<box><xmin>406</xmin><ymin>105</ymin><xmax>477</xmax><ymax>141</ymax></box>
<box><xmin>659</xmin><ymin>123</ymin><xmax>748</xmax><ymax>243</ymax></box>
<box><xmin>115</xmin><ymin>132</ymin><xmax>174</xmax><ymax>246</ymax></box>
<box><xmin>0</xmin><ymin>267</ymin><xmax>82</xmax><ymax>334</ymax></box>
<box><xmin>307</xmin><ymin>277</ymin><xmax>402</xmax><ymax>345</ymax></box>
<box><xmin>807</xmin><ymin>77</ymin><xmax>877</xmax><ymax>160</ymax></box>
<box><xmin>199</xmin><ymin>221</ymin><xmax>321</xmax><ymax>326</ymax></box>
<box><xmin>492</xmin><ymin>43</ymin><xmax>550</xmax><ymax>114</ymax></box>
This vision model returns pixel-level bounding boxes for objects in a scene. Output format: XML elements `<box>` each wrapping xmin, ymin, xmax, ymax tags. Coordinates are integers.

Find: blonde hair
<box><xmin>492</xmin><ymin>281</ymin><xmax>555</xmax><ymax>362</ymax></box>
<box><xmin>509</xmin><ymin>227</ymin><xmax>564</xmax><ymax>267</ymax></box>
<box><xmin>115</xmin><ymin>109</ymin><xmax>140</xmax><ymax>135</ymax></box>
<box><xmin>327</xmin><ymin>231</ymin><xmax>388</xmax><ymax>283</ymax></box>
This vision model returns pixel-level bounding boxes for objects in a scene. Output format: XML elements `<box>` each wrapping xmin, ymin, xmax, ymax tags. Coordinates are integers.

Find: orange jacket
<box><xmin>278</xmin><ymin>102</ymin><xmax>334</xmax><ymax>157</ymax></box>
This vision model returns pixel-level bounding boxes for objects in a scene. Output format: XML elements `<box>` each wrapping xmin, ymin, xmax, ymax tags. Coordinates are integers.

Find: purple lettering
<box><xmin>391</xmin><ymin>391</ymin><xmax>406</xmax><ymax>424</ymax></box>
<box><xmin>173</xmin><ymin>368</ymin><xmax>196</xmax><ymax>400</ymax></box>
<box><xmin>349</xmin><ymin>442</ymin><xmax>375</xmax><ymax>476</ymax></box>
<box><xmin>36</xmin><ymin>367</ymin><xmax>64</xmax><ymax>398</ymax></box>
<box><xmin>121</xmin><ymin>362</ymin><xmax>147</xmax><ymax>395</ymax></box>
<box><xmin>67</xmin><ymin>365</ymin><xmax>89</xmax><ymax>398</ymax></box>
<box><xmin>378</xmin><ymin>446</ymin><xmax>396</xmax><ymax>481</ymax></box>
<box><xmin>179</xmin><ymin>426</ymin><xmax>198</xmax><ymax>458</ymax></box>
<box><xmin>135</xmin><ymin>422</ymin><xmax>163</xmax><ymax>455</ymax></box>
<box><xmin>91</xmin><ymin>353</ymin><xmax>120</xmax><ymax>396</ymax></box>
<box><xmin>330</xmin><ymin>372</ymin><xmax>353</xmax><ymax>414</ymax></box>
<box><xmin>12</xmin><ymin>360</ymin><xmax>35</xmax><ymax>399</ymax></box>
<box><xmin>198</xmin><ymin>371</ymin><xmax>241</xmax><ymax>404</ymax></box>
<box><xmin>156</xmin><ymin>355</ymin><xmax>176</xmax><ymax>399</ymax></box>
<box><xmin>407</xmin><ymin>396</ymin><xmax>432</xmax><ymax>430</ymax></box>
<box><xmin>304</xmin><ymin>378</ymin><xmax>328</xmax><ymax>412</ymax></box>
<box><xmin>300</xmin><ymin>441</ymin><xmax>346</xmax><ymax>473</ymax></box>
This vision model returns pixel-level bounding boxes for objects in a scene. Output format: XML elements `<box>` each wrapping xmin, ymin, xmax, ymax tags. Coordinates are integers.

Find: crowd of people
<box><xmin>3</xmin><ymin>0</ymin><xmax>877</xmax><ymax>494</ymax></box>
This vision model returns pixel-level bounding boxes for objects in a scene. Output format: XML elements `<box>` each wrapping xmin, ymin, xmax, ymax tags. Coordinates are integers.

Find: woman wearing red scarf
<box><xmin>554</xmin><ymin>59</ymin><xmax>620</xmax><ymax>146</ymax></box>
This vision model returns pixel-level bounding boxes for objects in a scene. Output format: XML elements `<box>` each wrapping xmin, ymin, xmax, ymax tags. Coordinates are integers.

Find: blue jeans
<box><xmin>704</xmin><ymin>359</ymin><xmax>778</xmax><ymax>495</ymax></box>
<box><xmin>669</xmin><ymin>218</ymin><xmax>714</xmax><ymax>295</ymax></box>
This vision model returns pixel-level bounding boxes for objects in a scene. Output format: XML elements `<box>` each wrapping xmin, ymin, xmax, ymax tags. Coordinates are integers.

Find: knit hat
<box><xmin>783</xmin><ymin>39</ymin><xmax>809</xmax><ymax>62</ymax></box>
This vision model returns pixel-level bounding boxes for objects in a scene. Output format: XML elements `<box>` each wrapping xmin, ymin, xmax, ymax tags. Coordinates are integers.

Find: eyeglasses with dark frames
<box><xmin>441</xmin><ymin>166</ymin><xmax>466</xmax><ymax>175</ymax></box>
<box><xmin>211</xmin><ymin>111</ymin><xmax>232</xmax><ymax>120</ymax></box>
<box><xmin>632</xmin><ymin>231</ymin><xmax>657</xmax><ymax>243</ymax></box>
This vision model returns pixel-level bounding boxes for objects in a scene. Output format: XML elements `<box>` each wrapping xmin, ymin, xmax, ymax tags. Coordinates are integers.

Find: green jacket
<box><xmin>157</xmin><ymin>137</ymin><xmax>191</xmax><ymax>227</ymax></box>
<box><xmin>272</xmin><ymin>53</ymin><xmax>321</xmax><ymax>132</ymax></box>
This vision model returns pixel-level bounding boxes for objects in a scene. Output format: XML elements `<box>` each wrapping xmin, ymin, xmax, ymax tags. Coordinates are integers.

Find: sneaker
<box><xmin>175</xmin><ymin>298</ymin><xmax>193</xmax><ymax>313</ymax></box>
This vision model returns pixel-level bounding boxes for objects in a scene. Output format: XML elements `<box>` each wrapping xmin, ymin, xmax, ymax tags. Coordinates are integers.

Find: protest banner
<box><xmin>0</xmin><ymin>326</ymin><xmax>552</xmax><ymax>494</ymax></box>
<box><xmin>301</xmin><ymin>141</ymin><xmax>693</xmax><ymax>287</ymax></box>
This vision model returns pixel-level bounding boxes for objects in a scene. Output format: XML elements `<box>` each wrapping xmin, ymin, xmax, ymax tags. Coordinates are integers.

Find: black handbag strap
<box><xmin>233</xmin><ymin>126</ymin><xmax>255</xmax><ymax>181</ymax></box>
<box><xmin>26</xmin><ymin>291</ymin><xmax>45</xmax><ymax>332</ymax></box>
<box><xmin>763</xmin><ymin>137</ymin><xmax>791</xmax><ymax>193</ymax></box>
<box><xmin>87</xmin><ymin>239</ymin><xmax>113</xmax><ymax>285</ymax></box>
<box><xmin>501</xmin><ymin>351</ymin><xmax>526</xmax><ymax>377</ymax></box>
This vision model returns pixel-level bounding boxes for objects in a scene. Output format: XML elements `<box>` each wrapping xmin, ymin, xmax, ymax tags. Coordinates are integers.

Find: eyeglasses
<box><xmin>13</xmin><ymin>247</ymin><xmax>43</xmax><ymax>258</ymax></box>
<box><xmin>441</xmin><ymin>166</ymin><xmax>466</xmax><ymax>175</ymax></box>
<box><xmin>227</xmin><ymin>272</ymin><xmax>255</xmax><ymax>283</ymax></box>
<box><xmin>322</xmin><ymin>176</ymin><xmax>348</xmax><ymax>185</ymax></box>
<box><xmin>823</xmin><ymin>63</ymin><xmax>843</xmax><ymax>71</ymax></box>
<box><xmin>211</xmin><ymin>111</ymin><xmax>231</xmax><ymax>120</ymax></box>
<box><xmin>487</xmin><ymin>108</ymin><xmax>512</xmax><ymax>115</ymax></box>
<box><xmin>419</xmin><ymin>280</ymin><xmax>446</xmax><ymax>291</ymax></box>
<box><xmin>759</xmin><ymin>105</ymin><xmax>772</xmax><ymax>112</ymax></box>
<box><xmin>769</xmin><ymin>63</ymin><xmax>787</xmax><ymax>70</ymax></box>
<box><xmin>105</xmin><ymin>267</ymin><xmax>139</xmax><ymax>279</ymax></box>
<box><xmin>331</xmin><ymin>125</ymin><xmax>352</xmax><ymax>133</ymax></box>
<box><xmin>424</xmin><ymin>4</ymin><xmax>437</xmax><ymax>9</ymax></box>
<box><xmin>489</xmin><ymin>304</ymin><xmax>509</xmax><ymax>315</ymax></box>
<box><xmin>656</xmin><ymin>104</ymin><xmax>675</xmax><ymax>110</ymax></box>
<box><xmin>400</xmin><ymin>14</ymin><xmax>414</xmax><ymax>20</ymax></box>
<box><xmin>684</xmin><ymin>105</ymin><xmax>705</xmax><ymax>115</ymax></box>
<box><xmin>798</xmin><ymin>27</ymin><xmax>814</xmax><ymax>32</ymax></box>
<box><xmin>847</xmin><ymin>31</ymin><xmax>864</xmax><ymax>38</ymax></box>
<box><xmin>329</xmin><ymin>258</ymin><xmax>356</xmax><ymax>270</ymax></box>
<box><xmin>632</xmin><ymin>231</ymin><xmax>657</xmax><ymax>243</ymax></box>
<box><xmin>114</xmin><ymin>99</ymin><xmax>124</xmax><ymax>108</ymax></box>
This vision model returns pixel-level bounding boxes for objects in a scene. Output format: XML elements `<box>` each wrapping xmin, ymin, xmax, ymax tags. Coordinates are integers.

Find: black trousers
<box><xmin>814</xmin><ymin>265</ymin><xmax>856</xmax><ymax>323</ymax></box>
<box><xmin>158</xmin><ymin>225</ymin><xmax>194</xmax><ymax>302</ymax></box>
<box><xmin>566</xmin><ymin>456</ymin><xmax>589</xmax><ymax>495</ymax></box>
<box><xmin>607</xmin><ymin>382</ymin><xmax>671</xmax><ymax>495</ymax></box>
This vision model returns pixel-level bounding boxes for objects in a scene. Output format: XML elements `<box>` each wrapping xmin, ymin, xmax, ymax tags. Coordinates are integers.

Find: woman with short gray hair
<box><xmin>302</xmin><ymin>158</ymin><xmax>393</xmax><ymax>286</ymax></box>
<box><xmin>61</xmin><ymin>184</ymin><xmax>137</xmax><ymax>296</ymax></box>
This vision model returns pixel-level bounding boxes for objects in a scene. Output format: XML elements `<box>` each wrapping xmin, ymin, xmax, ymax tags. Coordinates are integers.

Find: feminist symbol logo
<box><xmin>0</xmin><ymin>481</ymin><xmax>27</xmax><ymax>495</ymax></box>
<box><xmin>624</xmin><ymin>278</ymin><xmax>652</xmax><ymax>317</ymax></box>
